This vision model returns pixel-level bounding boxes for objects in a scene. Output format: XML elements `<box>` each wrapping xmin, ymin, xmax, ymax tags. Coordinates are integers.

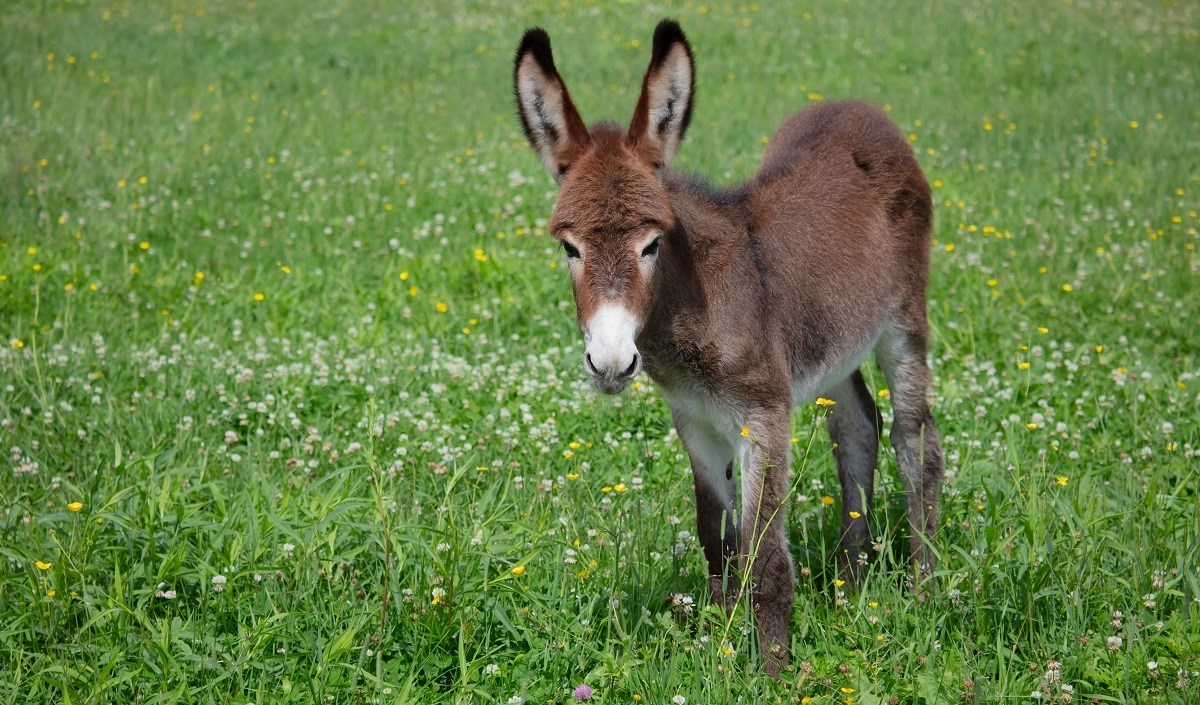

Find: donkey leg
<box><xmin>823</xmin><ymin>370</ymin><xmax>882</xmax><ymax>587</ymax></box>
<box><xmin>739</xmin><ymin>402</ymin><xmax>794</xmax><ymax>677</ymax></box>
<box><xmin>877</xmin><ymin>329</ymin><xmax>945</xmax><ymax>580</ymax></box>
<box><xmin>672</xmin><ymin>410</ymin><xmax>739</xmax><ymax>607</ymax></box>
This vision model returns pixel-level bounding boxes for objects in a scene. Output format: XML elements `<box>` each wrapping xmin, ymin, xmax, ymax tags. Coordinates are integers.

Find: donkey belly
<box><xmin>790</xmin><ymin>331</ymin><xmax>881</xmax><ymax>408</ymax></box>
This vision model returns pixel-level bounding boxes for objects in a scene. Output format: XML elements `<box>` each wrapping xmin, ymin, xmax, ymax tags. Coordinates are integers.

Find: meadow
<box><xmin>2</xmin><ymin>0</ymin><xmax>1198</xmax><ymax>702</ymax></box>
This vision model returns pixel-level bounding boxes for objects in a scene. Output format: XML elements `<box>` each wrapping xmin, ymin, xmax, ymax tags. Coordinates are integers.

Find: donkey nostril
<box><xmin>621</xmin><ymin>353</ymin><xmax>640</xmax><ymax>379</ymax></box>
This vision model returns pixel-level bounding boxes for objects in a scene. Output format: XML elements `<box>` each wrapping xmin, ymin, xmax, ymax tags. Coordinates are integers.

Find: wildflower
<box><xmin>67</xmin><ymin>501</ymin><xmax>83</xmax><ymax>512</ymax></box>
<box><xmin>484</xmin><ymin>664</ymin><xmax>499</xmax><ymax>676</ymax></box>
<box><xmin>1018</xmin><ymin>361</ymin><xmax>1031</xmax><ymax>370</ymax></box>
<box><xmin>281</xmin><ymin>542</ymin><xmax>295</xmax><ymax>558</ymax></box>
<box><xmin>821</xmin><ymin>495</ymin><xmax>835</xmax><ymax>506</ymax></box>
<box><xmin>473</xmin><ymin>249</ymin><xmax>488</xmax><ymax>262</ymax></box>
<box><xmin>877</xmin><ymin>388</ymin><xmax>889</xmax><ymax>398</ymax></box>
<box><xmin>511</xmin><ymin>565</ymin><xmax>525</xmax><ymax>577</ymax></box>
<box><xmin>840</xmin><ymin>687</ymin><xmax>856</xmax><ymax>694</ymax></box>
<box><xmin>572</xmin><ymin>684</ymin><xmax>593</xmax><ymax>701</ymax></box>
<box><xmin>436</xmin><ymin>301</ymin><xmax>448</xmax><ymax>313</ymax></box>
<box><xmin>815</xmin><ymin>397</ymin><xmax>837</xmax><ymax>407</ymax></box>
<box><xmin>848</xmin><ymin>511</ymin><xmax>861</xmax><ymax>519</ymax></box>
<box><xmin>741</xmin><ymin>425</ymin><xmax>750</xmax><ymax>437</ymax></box>
<box><xmin>613</xmin><ymin>483</ymin><xmax>628</xmax><ymax>493</ymax></box>
<box><xmin>46</xmin><ymin>590</ymin><xmax>56</xmax><ymax>598</ymax></box>
<box><xmin>36</xmin><ymin>561</ymin><xmax>53</xmax><ymax>571</ymax></box>
<box><xmin>1027</xmin><ymin>422</ymin><xmax>1039</xmax><ymax>430</ymax></box>
<box><xmin>1056</xmin><ymin>476</ymin><xmax>1068</xmax><ymax>486</ymax></box>
<box><xmin>1107</xmin><ymin>635</ymin><xmax>1123</xmax><ymax>650</ymax></box>
<box><xmin>672</xmin><ymin>696</ymin><xmax>686</xmax><ymax>705</ymax></box>
<box><xmin>1061</xmin><ymin>284</ymin><xmax>1073</xmax><ymax>293</ymax></box>
<box><xmin>566</xmin><ymin>472</ymin><xmax>579</xmax><ymax>481</ymax></box>
<box><xmin>211</xmin><ymin>574</ymin><xmax>227</xmax><ymax>592</ymax></box>
<box><xmin>253</xmin><ymin>292</ymin><xmax>265</xmax><ymax>302</ymax></box>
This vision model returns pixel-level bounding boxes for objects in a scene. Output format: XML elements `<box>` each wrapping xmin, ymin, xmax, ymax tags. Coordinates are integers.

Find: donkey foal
<box><xmin>513</xmin><ymin>20</ymin><xmax>944</xmax><ymax>675</ymax></box>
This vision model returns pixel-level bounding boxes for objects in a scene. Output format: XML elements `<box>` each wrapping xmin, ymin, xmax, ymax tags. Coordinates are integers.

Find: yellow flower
<box><xmin>820</xmin><ymin>495</ymin><xmax>835</xmax><ymax>506</ymax></box>
<box><xmin>566</xmin><ymin>472</ymin><xmax>579</xmax><ymax>481</ymax></box>
<box><xmin>944</xmin><ymin>243</ymin><xmax>956</xmax><ymax>252</ymax></box>
<box><xmin>848</xmin><ymin>511</ymin><xmax>861</xmax><ymax>519</ymax></box>
<box><xmin>67</xmin><ymin>501</ymin><xmax>83</xmax><ymax>512</ymax></box>
<box><xmin>801</xmin><ymin>698</ymin><xmax>812</xmax><ymax>705</ymax></box>
<box><xmin>815</xmin><ymin>397</ymin><xmax>837</xmax><ymax>407</ymax></box>
<box><xmin>740</xmin><ymin>426</ymin><xmax>750</xmax><ymax>437</ymax></box>
<box><xmin>613</xmin><ymin>483</ymin><xmax>628</xmax><ymax>493</ymax></box>
<box><xmin>834</xmin><ymin>579</ymin><xmax>845</xmax><ymax>588</ymax></box>
<box><xmin>473</xmin><ymin>248</ymin><xmax>487</xmax><ymax>262</ymax></box>
<box><xmin>139</xmin><ymin>241</ymin><xmax>150</xmax><ymax>250</ymax></box>
<box><xmin>26</xmin><ymin>246</ymin><xmax>38</xmax><ymax>255</ymax></box>
<box><xmin>1026</xmin><ymin>422</ymin><xmax>1039</xmax><ymax>430</ymax></box>
<box><xmin>601</xmin><ymin>486</ymin><xmax>613</xmax><ymax>494</ymax></box>
<box><xmin>840</xmin><ymin>687</ymin><xmax>856</xmax><ymax>694</ymax></box>
<box><xmin>1056</xmin><ymin>476</ymin><xmax>1068</xmax><ymax>486</ymax></box>
<box><xmin>435</xmin><ymin>301</ymin><xmax>448</xmax><ymax>313</ymax></box>
<box><xmin>253</xmin><ymin>292</ymin><xmax>265</xmax><ymax>302</ymax></box>
<box><xmin>562</xmin><ymin>450</ymin><xmax>574</xmax><ymax>459</ymax></box>
<box><xmin>1018</xmin><ymin>361</ymin><xmax>1031</xmax><ymax>370</ymax></box>
<box><xmin>36</xmin><ymin>561</ymin><xmax>53</xmax><ymax>571</ymax></box>
<box><xmin>511</xmin><ymin>565</ymin><xmax>525</xmax><ymax>577</ymax></box>
<box><xmin>10</xmin><ymin>340</ymin><xmax>23</xmax><ymax>349</ymax></box>
<box><xmin>1061</xmin><ymin>284</ymin><xmax>1074</xmax><ymax>292</ymax></box>
<box><xmin>138</xmin><ymin>175</ymin><xmax>148</xmax><ymax>185</ymax></box>
<box><xmin>877</xmin><ymin>388</ymin><xmax>889</xmax><ymax>398</ymax></box>
<box><xmin>568</xmin><ymin>441</ymin><xmax>580</xmax><ymax>450</ymax></box>
<box><xmin>868</xmin><ymin>601</ymin><xmax>878</xmax><ymax>608</ymax></box>
<box><xmin>46</xmin><ymin>590</ymin><xmax>56</xmax><ymax>598</ymax></box>
<box><xmin>1095</xmin><ymin>345</ymin><xmax>1104</xmax><ymax>353</ymax></box>
<box><xmin>400</xmin><ymin>270</ymin><xmax>410</xmax><ymax>281</ymax></box>
<box><xmin>1037</xmin><ymin>326</ymin><xmax>1048</xmax><ymax>334</ymax></box>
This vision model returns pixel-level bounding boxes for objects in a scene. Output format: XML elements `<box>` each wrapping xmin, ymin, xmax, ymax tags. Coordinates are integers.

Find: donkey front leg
<box><xmin>740</xmin><ymin>403</ymin><xmax>795</xmax><ymax>676</ymax></box>
<box><xmin>672</xmin><ymin>410</ymin><xmax>740</xmax><ymax>608</ymax></box>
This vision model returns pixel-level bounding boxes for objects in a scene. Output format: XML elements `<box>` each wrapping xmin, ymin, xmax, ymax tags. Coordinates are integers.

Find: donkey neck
<box><xmin>637</xmin><ymin>171</ymin><xmax>756</xmax><ymax>383</ymax></box>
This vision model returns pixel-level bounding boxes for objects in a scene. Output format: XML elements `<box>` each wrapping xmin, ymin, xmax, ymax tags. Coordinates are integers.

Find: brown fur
<box><xmin>514</xmin><ymin>20</ymin><xmax>944</xmax><ymax>676</ymax></box>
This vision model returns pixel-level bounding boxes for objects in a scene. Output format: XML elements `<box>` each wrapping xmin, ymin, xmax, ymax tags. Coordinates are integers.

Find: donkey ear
<box><xmin>627</xmin><ymin>20</ymin><xmax>695</xmax><ymax>170</ymax></box>
<box><xmin>513</xmin><ymin>28</ymin><xmax>591</xmax><ymax>182</ymax></box>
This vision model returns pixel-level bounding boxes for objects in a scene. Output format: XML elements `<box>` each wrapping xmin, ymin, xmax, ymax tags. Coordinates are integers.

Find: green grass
<box><xmin>2</xmin><ymin>0</ymin><xmax>1198</xmax><ymax>702</ymax></box>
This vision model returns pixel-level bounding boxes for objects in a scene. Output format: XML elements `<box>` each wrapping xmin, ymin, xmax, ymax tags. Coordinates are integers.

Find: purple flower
<box><xmin>573</xmin><ymin>684</ymin><xmax>593</xmax><ymax>701</ymax></box>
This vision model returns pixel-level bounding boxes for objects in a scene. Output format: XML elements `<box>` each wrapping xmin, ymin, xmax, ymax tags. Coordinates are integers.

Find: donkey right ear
<box><xmin>513</xmin><ymin>28</ymin><xmax>591</xmax><ymax>182</ymax></box>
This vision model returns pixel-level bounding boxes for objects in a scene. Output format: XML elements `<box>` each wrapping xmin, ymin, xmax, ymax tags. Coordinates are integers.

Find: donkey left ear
<box><xmin>627</xmin><ymin>19</ymin><xmax>695</xmax><ymax>170</ymax></box>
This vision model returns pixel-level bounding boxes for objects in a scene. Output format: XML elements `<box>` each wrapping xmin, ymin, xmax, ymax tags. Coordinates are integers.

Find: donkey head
<box><xmin>513</xmin><ymin>20</ymin><xmax>695</xmax><ymax>393</ymax></box>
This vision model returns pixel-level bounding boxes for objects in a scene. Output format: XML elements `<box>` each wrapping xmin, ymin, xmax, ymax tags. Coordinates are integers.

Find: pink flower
<box><xmin>573</xmin><ymin>684</ymin><xmax>593</xmax><ymax>701</ymax></box>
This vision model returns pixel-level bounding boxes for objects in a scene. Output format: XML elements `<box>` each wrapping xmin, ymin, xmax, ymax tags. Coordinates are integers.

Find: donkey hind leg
<box><xmin>823</xmin><ymin>369</ymin><xmax>883</xmax><ymax>587</ymax></box>
<box><xmin>672</xmin><ymin>410</ymin><xmax>739</xmax><ymax>608</ymax></box>
<box><xmin>876</xmin><ymin>328</ymin><xmax>945</xmax><ymax>580</ymax></box>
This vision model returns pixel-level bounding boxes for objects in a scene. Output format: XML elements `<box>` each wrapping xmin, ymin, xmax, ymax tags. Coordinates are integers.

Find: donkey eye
<box><xmin>562</xmin><ymin>241</ymin><xmax>581</xmax><ymax>259</ymax></box>
<box><xmin>641</xmin><ymin>236</ymin><xmax>661</xmax><ymax>258</ymax></box>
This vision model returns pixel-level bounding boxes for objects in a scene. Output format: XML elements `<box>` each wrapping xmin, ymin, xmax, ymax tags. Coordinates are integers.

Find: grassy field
<box><xmin>2</xmin><ymin>0</ymin><xmax>1198</xmax><ymax>702</ymax></box>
